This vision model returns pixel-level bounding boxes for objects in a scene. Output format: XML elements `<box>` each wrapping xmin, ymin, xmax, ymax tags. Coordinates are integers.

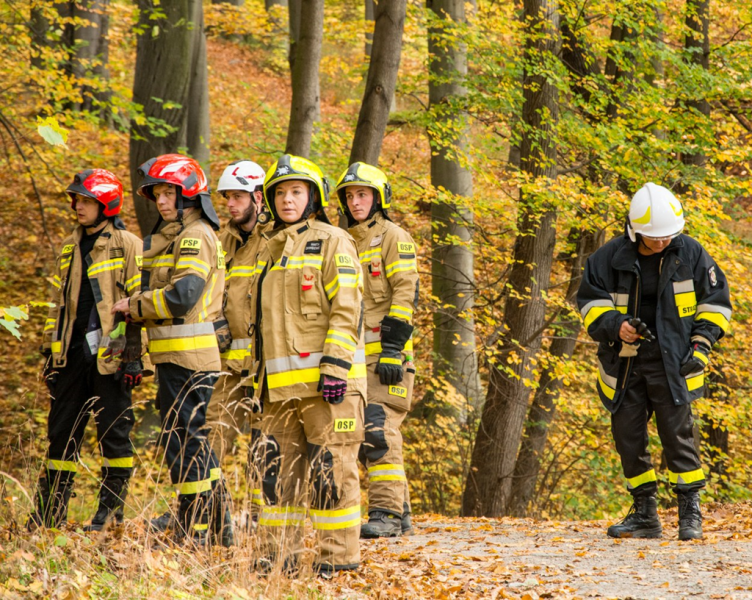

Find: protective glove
<box><xmin>317</xmin><ymin>375</ymin><xmax>347</xmax><ymax>405</ymax></box>
<box><xmin>115</xmin><ymin>360</ymin><xmax>143</xmax><ymax>392</ymax></box>
<box><xmin>376</xmin><ymin>316</ymin><xmax>414</xmax><ymax>386</ymax></box>
<box><xmin>679</xmin><ymin>342</ymin><xmax>711</xmax><ymax>376</ymax></box>
<box><xmin>121</xmin><ymin>321</ymin><xmax>143</xmax><ymax>363</ymax></box>
<box><xmin>102</xmin><ymin>313</ymin><xmax>128</xmax><ymax>363</ymax></box>
<box><xmin>628</xmin><ymin>317</ymin><xmax>656</xmax><ymax>343</ymax></box>
<box><xmin>214</xmin><ymin>319</ymin><xmax>232</xmax><ymax>354</ymax></box>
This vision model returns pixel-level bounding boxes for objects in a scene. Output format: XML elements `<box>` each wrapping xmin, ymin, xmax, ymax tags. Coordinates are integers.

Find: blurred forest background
<box><xmin>1</xmin><ymin>0</ymin><xmax>752</xmax><ymax>533</ymax></box>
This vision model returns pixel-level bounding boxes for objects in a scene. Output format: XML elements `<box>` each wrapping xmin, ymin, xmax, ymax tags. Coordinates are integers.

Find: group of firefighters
<box><xmin>31</xmin><ymin>153</ymin><xmax>418</xmax><ymax>575</ymax></box>
<box><xmin>27</xmin><ymin>149</ymin><xmax>732</xmax><ymax>574</ymax></box>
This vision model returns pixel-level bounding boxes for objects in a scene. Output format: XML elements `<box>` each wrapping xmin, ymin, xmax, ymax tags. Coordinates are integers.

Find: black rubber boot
<box><xmin>175</xmin><ymin>491</ymin><xmax>212</xmax><ymax>547</ymax></box>
<box><xmin>401</xmin><ymin>502</ymin><xmax>414</xmax><ymax>536</ymax></box>
<box><xmin>360</xmin><ymin>510</ymin><xmax>402</xmax><ymax>539</ymax></box>
<box><xmin>84</xmin><ymin>477</ymin><xmax>128</xmax><ymax>532</ymax></box>
<box><xmin>148</xmin><ymin>510</ymin><xmax>177</xmax><ymax>534</ymax></box>
<box><xmin>607</xmin><ymin>495</ymin><xmax>662</xmax><ymax>539</ymax></box>
<box><xmin>27</xmin><ymin>473</ymin><xmax>74</xmax><ymax>530</ymax></box>
<box><xmin>211</xmin><ymin>480</ymin><xmax>235</xmax><ymax>548</ymax></box>
<box><xmin>677</xmin><ymin>491</ymin><xmax>703</xmax><ymax>540</ymax></box>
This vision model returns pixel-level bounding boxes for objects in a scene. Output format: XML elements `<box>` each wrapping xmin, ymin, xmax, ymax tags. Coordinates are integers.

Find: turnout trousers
<box><xmin>206</xmin><ymin>372</ymin><xmax>264</xmax><ymax>512</ymax></box>
<box><xmin>611</xmin><ymin>342</ymin><xmax>705</xmax><ymax>496</ymax></box>
<box><xmin>359</xmin><ymin>363</ymin><xmax>414</xmax><ymax>516</ymax></box>
<box><xmin>258</xmin><ymin>392</ymin><xmax>364</xmax><ymax>572</ymax></box>
<box><xmin>46</xmin><ymin>343</ymin><xmax>134</xmax><ymax>489</ymax></box>
<box><xmin>156</xmin><ymin>363</ymin><xmax>219</xmax><ymax>507</ymax></box>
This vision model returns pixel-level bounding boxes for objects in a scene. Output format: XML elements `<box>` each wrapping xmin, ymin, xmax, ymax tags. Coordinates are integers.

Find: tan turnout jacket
<box><xmin>43</xmin><ymin>219</ymin><xmax>143</xmax><ymax>375</ymax></box>
<box><xmin>218</xmin><ymin>220</ymin><xmax>273</xmax><ymax>373</ymax></box>
<box><xmin>129</xmin><ymin>210</ymin><xmax>225</xmax><ymax>372</ymax></box>
<box><xmin>246</xmin><ymin>216</ymin><xmax>366</xmax><ymax>402</ymax></box>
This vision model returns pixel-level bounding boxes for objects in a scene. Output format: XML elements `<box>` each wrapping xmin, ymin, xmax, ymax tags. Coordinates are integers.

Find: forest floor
<box><xmin>1</xmin><ymin>505</ymin><xmax>751</xmax><ymax>599</ymax></box>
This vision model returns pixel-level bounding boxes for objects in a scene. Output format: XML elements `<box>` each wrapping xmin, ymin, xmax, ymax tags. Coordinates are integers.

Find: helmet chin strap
<box><xmin>91</xmin><ymin>204</ymin><xmax>108</xmax><ymax>228</ymax></box>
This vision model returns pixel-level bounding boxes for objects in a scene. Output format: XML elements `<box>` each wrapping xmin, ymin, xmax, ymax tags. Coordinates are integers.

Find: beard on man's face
<box><xmin>231</xmin><ymin>203</ymin><xmax>257</xmax><ymax>228</ymax></box>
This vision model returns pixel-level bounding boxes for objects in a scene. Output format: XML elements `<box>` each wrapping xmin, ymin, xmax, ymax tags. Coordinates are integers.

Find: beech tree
<box><xmin>129</xmin><ymin>0</ymin><xmax>210</xmax><ymax>235</ymax></box>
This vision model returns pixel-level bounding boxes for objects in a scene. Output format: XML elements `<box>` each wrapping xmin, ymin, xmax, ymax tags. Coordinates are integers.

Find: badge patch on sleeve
<box><xmin>398</xmin><ymin>241</ymin><xmax>416</xmax><ymax>258</ymax></box>
<box><xmin>304</xmin><ymin>240</ymin><xmax>322</xmax><ymax>255</ymax></box>
<box><xmin>388</xmin><ymin>385</ymin><xmax>407</xmax><ymax>398</ymax></box>
<box><xmin>709</xmin><ymin>265</ymin><xmax>717</xmax><ymax>287</ymax></box>
<box><xmin>335</xmin><ymin>253</ymin><xmax>353</xmax><ymax>267</ymax></box>
<box><xmin>135</xmin><ymin>255</ymin><xmax>143</xmax><ymax>268</ymax></box>
<box><xmin>180</xmin><ymin>238</ymin><xmax>202</xmax><ymax>250</ymax></box>
<box><xmin>62</xmin><ymin>244</ymin><xmax>75</xmax><ymax>255</ymax></box>
<box><xmin>217</xmin><ymin>241</ymin><xmax>226</xmax><ymax>269</ymax></box>
<box><xmin>109</xmin><ymin>247</ymin><xmax>125</xmax><ymax>259</ymax></box>
<box><xmin>334</xmin><ymin>418</ymin><xmax>356</xmax><ymax>432</ymax></box>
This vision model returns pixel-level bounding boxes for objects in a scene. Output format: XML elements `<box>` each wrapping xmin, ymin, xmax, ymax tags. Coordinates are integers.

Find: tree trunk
<box><xmin>285</xmin><ymin>0</ymin><xmax>323</xmax><ymax>157</ymax></box>
<box><xmin>681</xmin><ymin>0</ymin><xmax>710</xmax><ymax>171</ymax></box>
<box><xmin>427</xmin><ymin>0</ymin><xmax>482</xmax><ymax>411</ymax></box>
<box><xmin>288</xmin><ymin>0</ymin><xmax>302</xmax><ymax>72</ymax></box>
<box><xmin>350</xmin><ymin>0</ymin><xmax>406</xmax><ymax>165</ymax></box>
<box><xmin>365</xmin><ymin>0</ymin><xmax>375</xmax><ymax>58</ymax></box>
<box><xmin>462</xmin><ymin>0</ymin><xmax>560</xmax><ymax>518</ymax></box>
<box><xmin>129</xmin><ymin>0</ymin><xmax>211</xmax><ymax>235</ymax></box>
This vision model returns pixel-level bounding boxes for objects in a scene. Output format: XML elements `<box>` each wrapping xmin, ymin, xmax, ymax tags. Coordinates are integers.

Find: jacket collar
<box><xmin>611</xmin><ymin>233</ymin><xmax>685</xmax><ymax>270</ymax></box>
<box><xmin>160</xmin><ymin>209</ymin><xmax>203</xmax><ymax>239</ymax></box>
<box><xmin>348</xmin><ymin>212</ymin><xmax>382</xmax><ymax>242</ymax></box>
<box><xmin>266</xmin><ymin>216</ymin><xmax>315</xmax><ymax>262</ymax></box>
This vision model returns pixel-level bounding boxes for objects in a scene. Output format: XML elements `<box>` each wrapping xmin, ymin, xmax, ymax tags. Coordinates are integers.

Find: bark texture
<box><xmin>681</xmin><ymin>0</ymin><xmax>711</xmax><ymax>171</ymax></box>
<box><xmin>129</xmin><ymin>0</ymin><xmax>211</xmax><ymax>235</ymax></box>
<box><xmin>350</xmin><ymin>0</ymin><xmax>406</xmax><ymax>165</ymax></box>
<box><xmin>463</xmin><ymin>0</ymin><xmax>560</xmax><ymax>518</ymax></box>
<box><xmin>427</xmin><ymin>0</ymin><xmax>482</xmax><ymax>410</ymax></box>
<box><xmin>288</xmin><ymin>0</ymin><xmax>302</xmax><ymax>71</ymax></box>
<box><xmin>365</xmin><ymin>0</ymin><xmax>375</xmax><ymax>57</ymax></box>
<box><xmin>285</xmin><ymin>0</ymin><xmax>323</xmax><ymax>157</ymax></box>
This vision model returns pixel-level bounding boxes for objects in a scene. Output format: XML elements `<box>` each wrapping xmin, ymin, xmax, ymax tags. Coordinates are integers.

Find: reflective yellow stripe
<box><xmin>220</xmin><ymin>348</ymin><xmax>250</xmax><ymax>360</ymax></box>
<box><xmin>380</xmin><ymin>357</ymin><xmax>401</xmax><ymax>365</ymax></box>
<box><xmin>47</xmin><ymin>459</ymin><xmax>77</xmax><ymax>472</ymax></box>
<box><xmin>259</xmin><ymin>506</ymin><xmax>306</xmax><ymax>527</ymax></box>
<box><xmin>148</xmin><ymin>334</ymin><xmax>217</xmax><ymax>354</ymax></box>
<box><xmin>366</xmin><ymin>338</ymin><xmax>413</xmax><ymax>356</ymax></box>
<box><xmin>309</xmin><ymin>505</ymin><xmax>361</xmax><ymax>531</ymax></box>
<box><xmin>125</xmin><ymin>273</ymin><xmax>141</xmax><ymax>293</ymax></box>
<box><xmin>627</xmin><ymin>469</ymin><xmax>657</xmax><ymax>489</ymax></box>
<box><xmin>324</xmin><ymin>276</ymin><xmax>340</xmax><ymax>300</ymax></box>
<box><xmin>176</xmin><ymin>257</ymin><xmax>210</xmax><ymax>276</ymax></box>
<box><xmin>368</xmin><ymin>464</ymin><xmax>406</xmax><ymax>482</ymax></box>
<box><xmin>178</xmin><ymin>479</ymin><xmax>212</xmax><ymax>495</ymax></box>
<box><xmin>686</xmin><ymin>372</ymin><xmax>704</xmax><ymax>392</ymax></box>
<box><xmin>693</xmin><ymin>351</ymin><xmax>709</xmax><ymax>366</ymax></box>
<box><xmin>51</xmin><ymin>341</ymin><xmax>61</xmax><ymax>353</ymax></box>
<box><xmin>669</xmin><ymin>468</ymin><xmax>705</xmax><ymax>485</ymax></box>
<box><xmin>597</xmin><ymin>369</ymin><xmax>616</xmax><ymax>400</ymax></box>
<box><xmin>103</xmin><ymin>457</ymin><xmax>133</xmax><ymax>468</ymax></box>
<box><xmin>88</xmin><ymin>258</ymin><xmax>124</xmax><ymax>277</ymax></box>
<box><xmin>252</xmin><ymin>488</ymin><xmax>265</xmax><ymax>506</ymax></box>
<box><xmin>385</xmin><ymin>259</ymin><xmax>417</xmax><ymax>277</ymax></box>
<box><xmin>388</xmin><ymin>305</ymin><xmax>413</xmax><ymax>320</ymax></box>
<box><xmin>675</xmin><ymin>291</ymin><xmax>697</xmax><ymax>317</ymax></box>
<box><xmin>193</xmin><ymin>523</ymin><xmax>209</xmax><ymax>531</ymax></box>
<box><xmin>267</xmin><ymin>362</ymin><xmax>367</xmax><ymax>390</ymax></box>
<box><xmin>153</xmin><ymin>288</ymin><xmax>171</xmax><ymax>319</ymax></box>
<box><xmin>210</xmin><ymin>468</ymin><xmax>221</xmax><ymax>481</ymax></box>
<box><xmin>60</xmin><ymin>258</ymin><xmax>72</xmax><ymax>271</ymax></box>
<box><xmin>325</xmin><ymin>330</ymin><xmax>356</xmax><ymax>352</ymax></box>
<box><xmin>52</xmin><ymin>276</ymin><xmax>61</xmax><ymax>289</ymax></box>
<box><xmin>198</xmin><ymin>273</ymin><xmax>218</xmax><ymax>322</ymax></box>
<box><xmin>44</xmin><ymin>318</ymin><xmax>56</xmax><ymax>332</ymax></box>
<box><xmin>584</xmin><ymin>306</ymin><xmax>618</xmax><ymax>330</ymax></box>
<box><xmin>142</xmin><ymin>255</ymin><xmax>174</xmax><ymax>268</ymax></box>
<box><xmin>359</xmin><ymin>248</ymin><xmax>381</xmax><ymax>262</ymax></box>
<box><xmin>226</xmin><ymin>266</ymin><xmax>256</xmax><ymax>279</ymax></box>
<box><xmin>696</xmin><ymin>311</ymin><xmax>730</xmax><ymax>333</ymax></box>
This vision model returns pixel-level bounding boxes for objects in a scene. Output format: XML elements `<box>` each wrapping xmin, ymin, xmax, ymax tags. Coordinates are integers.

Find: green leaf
<box><xmin>0</xmin><ymin>318</ymin><xmax>21</xmax><ymax>339</ymax></box>
<box><xmin>54</xmin><ymin>534</ymin><xmax>68</xmax><ymax>547</ymax></box>
<box><xmin>36</xmin><ymin>116</ymin><xmax>68</xmax><ymax>147</ymax></box>
<box><xmin>4</xmin><ymin>306</ymin><xmax>28</xmax><ymax>321</ymax></box>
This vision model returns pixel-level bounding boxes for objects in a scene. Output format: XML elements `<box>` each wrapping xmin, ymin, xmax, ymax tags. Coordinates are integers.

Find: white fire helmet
<box><xmin>627</xmin><ymin>182</ymin><xmax>685</xmax><ymax>242</ymax></box>
<box><xmin>216</xmin><ymin>160</ymin><xmax>265</xmax><ymax>195</ymax></box>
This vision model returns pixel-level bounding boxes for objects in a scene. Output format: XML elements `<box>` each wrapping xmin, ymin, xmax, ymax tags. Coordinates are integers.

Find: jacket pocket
<box><xmin>300</xmin><ymin>266</ymin><xmax>323</xmax><ymax>319</ymax></box>
<box><xmin>672</xmin><ymin>279</ymin><xmax>697</xmax><ymax>319</ymax></box>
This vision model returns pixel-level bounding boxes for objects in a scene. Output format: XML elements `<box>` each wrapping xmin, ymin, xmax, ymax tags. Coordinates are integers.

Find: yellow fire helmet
<box><xmin>263</xmin><ymin>154</ymin><xmax>330</xmax><ymax>223</ymax></box>
<box><xmin>335</xmin><ymin>162</ymin><xmax>393</xmax><ymax>216</ymax></box>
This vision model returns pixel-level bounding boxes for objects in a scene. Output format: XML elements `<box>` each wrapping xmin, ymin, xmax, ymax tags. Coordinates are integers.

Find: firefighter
<box><xmin>205</xmin><ymin>160</ymin><xmax>271</xmax><ymax>544</ymax></box>
<box><xmin>577</xmin><ymin>183</ymin><xmax>732</xmax><ymax>540</ymax></box>
<box><xmin>112</xmin><ymin>154</ymin><xmax>225</xmax><ymax>545</ymax></box>
<box><xmin>30</xmin><ymin>169</ymin><xmax>143</xmax><ymax>532</ymax></box>
<box><xmin>335</xmin><ymin>163</ymin><xmax>418</xmax><ymax>538</ymax></box>
<box><xmin>247</xmin><ymin>155</ymin><xmax>365</xmax><ymax>576</ymax></box>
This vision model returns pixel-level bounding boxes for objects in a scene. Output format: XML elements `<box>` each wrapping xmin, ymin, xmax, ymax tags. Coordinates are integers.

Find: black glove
<box><xmin>122</xmin><ymin>321</ymin><xmax>143</xmax><ymax>363</ymax></box>
<box><xmin>679</xmin><ymin>342</ymin><xmax>711</xmax><ymax>376</ymax></box>
<box><xmin>115</xmin><ymin>360</ymin><xmax>143</xmax><ymax>392</ymax></box>
<box><xmin>317</xmin><ymin>375</ymin><xmax>347</xmax><ymax>404</ymax></box>
<box><xmin>214</xmin><ymin>319</ymin><xmax>232</xmax><ymax>354</ymax></box>
<box><xmin>376</xmin><ymin>316</ymin><xmax>414</xmax><ymax>386</ymax></box>
<box><xmin>628</xmin><ymin>317</ymin><xmax>655</xmax><ymax>343</ymax></box>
